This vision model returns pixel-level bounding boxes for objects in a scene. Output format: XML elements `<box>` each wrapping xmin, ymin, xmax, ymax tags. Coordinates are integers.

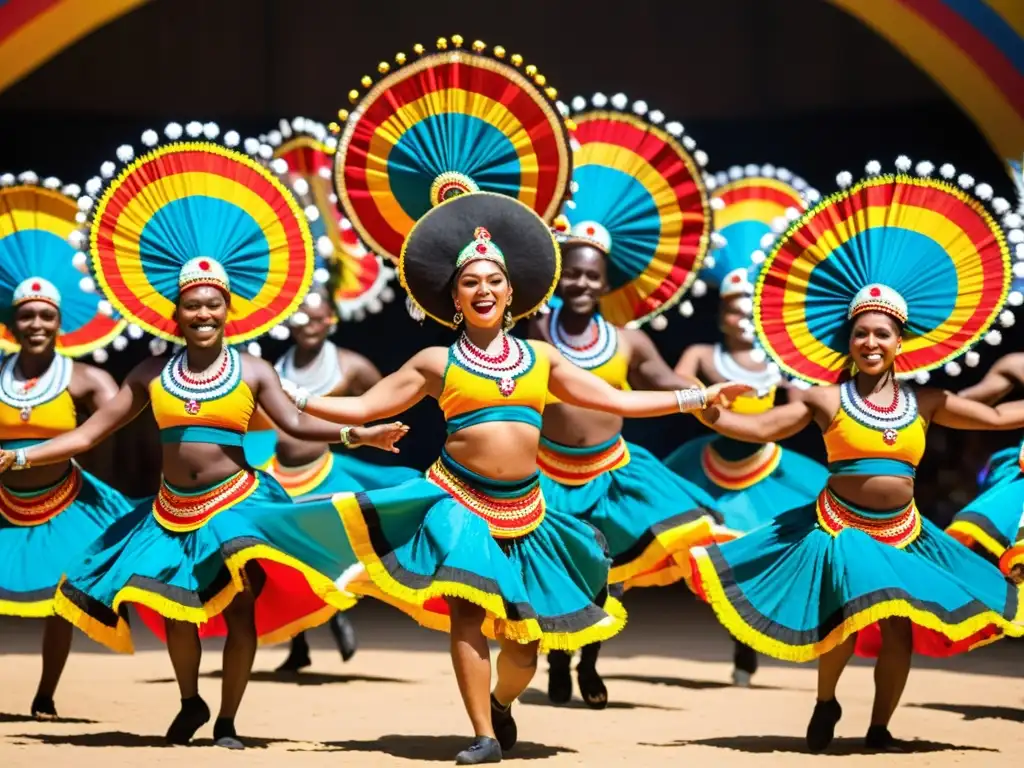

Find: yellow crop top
<box><xmin>150</xmin><ymin>348</ymin><xmax>254</xmax><ymax>446</ymax></box>
<box><xmin>823</xmin><ymin>380</ymin><xmax>926</xmax><ymax>477</ymax></box>
<box><xmin>440</xmin><ymin>336</ymin><xmax>549</xmax><ymax>435</ymax></box>
<box><xmin>0</xmin><ymin>353</ymin><xmax>77</xmax><ymax>446</ymax></box>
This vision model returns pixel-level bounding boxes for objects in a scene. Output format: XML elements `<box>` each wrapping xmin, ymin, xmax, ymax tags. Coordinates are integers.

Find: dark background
<box><xmin>0</xmin><ymin>0</ymin><xmax>1019</xmax><ymax>519</ymax></box>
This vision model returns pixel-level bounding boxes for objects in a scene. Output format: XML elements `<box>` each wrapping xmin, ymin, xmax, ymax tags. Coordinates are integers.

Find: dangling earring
<box><xmin>453</xmin><ymin>308</ymin><xmax>464</xmax><ymax>326</ymax></box>
<box><xmin>503</xmin><ymin>309</ymin><xmax>514</xmax><ymax>331</ymax></box>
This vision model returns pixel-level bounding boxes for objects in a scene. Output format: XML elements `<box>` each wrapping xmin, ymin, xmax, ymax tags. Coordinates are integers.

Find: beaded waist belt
<box><xmin>427</xmin><ymin>454</ymin><xmax>545</xmax><ymax>539</ymax></box>
<box><xmin>536</xmin><ymin>435</ymin><xmax>630</xmax><ymax>487</ymax></box>
<box><xmin>815</xmin><ymin>487</ymin><xmax>920</xmax><ymax>548</ymax></box>
<box><xmin>701</xmin><ymin>441</ymin><xmax>781</xmax><ymax>491</ymax></box>
<box><xmin>265</xmin><ymin>452</ymin><xmax>334</xmax><ymax>498</ymax></box>
<box><xmin>0</xmin><ymin>465</ymin><xmax>82</xmax><ymax>527</ymax></box>
<box><xmin>153</xmin><ymin>470</ymin><xmax>259</xmax><ymax>533</ymax></box>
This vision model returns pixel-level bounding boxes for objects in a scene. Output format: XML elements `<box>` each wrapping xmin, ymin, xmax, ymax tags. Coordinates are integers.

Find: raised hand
<box><xmin>705</xmin><ymin>381</ymin><xmax>755</xmax><ymax>408</ymax></box>
<box><xmin>354</xmin><ymin>422</ymin><xmax>410</xmax><ymax>453</ymax></box>
<box><xmin>0</xmin><ymin>450</ymin><xmax>14</xmax><ymax>474</ymax></box>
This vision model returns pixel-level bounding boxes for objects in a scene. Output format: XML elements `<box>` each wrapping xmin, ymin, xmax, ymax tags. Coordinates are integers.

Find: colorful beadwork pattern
<box><xmin>700</xmin><ymin>441</ymin><xmax>782</xmax><ymax>491</ymax></box>
<box><xmin>0</xmin><ymin>464</ymin><xmax>83</xmax><ymax>526</ymax></box>
<box><xmin>815</xmin><ymin>488</ymin><xmax>921</xmax><ymax>549</ymax></box>
<box><xmin>152</xmin><ymin>470</ymin><xmax>259</xmax><ymax>533</ymax></box>
<box><xmin>427</xmin><ymin>458</ymin><xmax>546</xmax><ymax>539</ymax></box>
<box><xmin>536</xmin><ymin>437</ymin><xmax>630</xmax><ymax>487</ymax></box>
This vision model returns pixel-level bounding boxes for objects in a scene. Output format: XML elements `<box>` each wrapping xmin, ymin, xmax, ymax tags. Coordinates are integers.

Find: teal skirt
<box><xmin>664</xmin><ymin>435</ymin><xmax>828</xmax><ymax>532</ymax></box>
<box><xmin>537</xmin><ymin>435</ymin><xmax>731</xmax><ymax>589</ymax></box>
<box><xmin>0</xmin><ymin>464</ymin><xmax>133</xmax><ymax>617</ymax></box>
<box><xmin>334</xmin><ymin>450</ymin><xmax>626</xmax><ymax>651</ymax></box>
<box><xmin>690</xmin><ymin>487</ymin><xmax>1024</xmax><ymax>662</ymax></box>
<box><xmin>947</xmin><ymin>445</ymin><xmax>1024</xmax><ymax>575</ymax></box>
<box><xmin>55</xmin><ymin>470</ymin><xmax>358</xmax><ymax>653</ymax></box>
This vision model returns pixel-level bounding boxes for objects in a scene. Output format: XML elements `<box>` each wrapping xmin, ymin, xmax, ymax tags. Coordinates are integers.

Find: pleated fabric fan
<box><xmin>754</xmin><ymin>157</ymin><xmax>1022</xmax><ymax>385</ymax></box>
<box><xmin>0</xmin><ymin>173</ymin><xmax>126</xmax><ymax>359</ymax></box>
<box><xmin>332</xmin><ymin>35</ymin><xmax>573</xmax><ymax>263</ymax></box>
<box><xmin>556</xmin><ymin>93</ymin><xmax>713</xmax><ymax>329</ymax></box>
<box><xmin>82</xmin><ymin>121</ymin><xmax>314</xmax><ymax>346</ymax></box>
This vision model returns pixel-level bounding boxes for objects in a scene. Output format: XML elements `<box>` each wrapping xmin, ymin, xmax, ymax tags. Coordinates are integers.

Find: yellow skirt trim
<box><xmin>0</xmin><ymin>595</ymin><xmax>55</xmax><ymax>618</ymax></box>
<box><xmin>333</xmin><ymin>492</ymin><xmax>627</xmax><ymax>652</ymax></box>
<box><xmin>690</xmin><ymin>545</ymin><xmax>1024</xmax><ymax>663</ymax></box>
<box><xmin>610</xmin><ymin>514</ymin><xmax>739</xmax><ymax>590</ymax></box>
<box><xmin>946</xmin><ymin>519</ymin><xmax>1006</xmax><ymax>560</ymax></box>
<box><xmin>53</xmin><ymin>543</ymin><xmax>358</xmax><ymax>654</ymax></box>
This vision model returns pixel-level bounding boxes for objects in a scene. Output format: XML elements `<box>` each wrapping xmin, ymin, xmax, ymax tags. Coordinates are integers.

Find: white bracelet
<box><xmin>12</xmin><ymin>448</ymin><xmax>29</xmax><ymax>470</ymax></box>
<box><xmin>674</xmin><ymin>387</ymin><xmax>706</xmax><ymax>413</ymax></box>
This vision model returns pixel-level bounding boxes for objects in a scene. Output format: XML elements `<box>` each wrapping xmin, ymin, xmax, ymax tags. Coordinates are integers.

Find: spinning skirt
<box><xmin>536</xmin><ymin>435</ymin><xmax>731</xmax><ymax>589</ymax></box>
<box><xmin>664</xmin><ymin>435</ymin><xmax>828</xmax><ymax>532</ymax></box>
<box><xmin>334</xmin><ymin>449</ymin><xmax>625</xmax><ymax>652</ymax></box>
<box><xmin>690</xmin><ymin>487</ymin><xmax>1024</xmax><ymax>661</ymax></box>
<box><xmin>948</xmin><ymin>444</ymin><xmax>1024</xmax><ymax>575</ymax></box>
<box><xmin>55</xmin><ymin>470</ymin><xmax>358</xmax><ymax>653</ymax></box>
<box><xmin>262</xmin><ymin>449</ymin><xmax>422</xmax><ymax>498</ymax></box>
<box><xmin>0</xmin><ymin>464</ymin><xmax>133</xmax><ymax>617</ymax></box>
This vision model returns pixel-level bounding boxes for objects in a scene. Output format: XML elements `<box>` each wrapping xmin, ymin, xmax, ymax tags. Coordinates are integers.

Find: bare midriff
<box><xmin>827</xmin><ymin>474</ymin><xmax>914</xmax><ymax>511</ymax></box>
<box><xmin>541</xmin><ymin>401</ymin><xmax>622</xmax><ymax>448</ymax></box>
<box><xmin>444</xmin><ymin>421</ymin><xmax>541</xmax><ymax>481</ymax></box>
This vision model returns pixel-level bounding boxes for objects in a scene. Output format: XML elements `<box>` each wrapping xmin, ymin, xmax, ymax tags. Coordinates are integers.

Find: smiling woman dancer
<box><xmin>531</xmin><ymin>93</ymin><xmax>728</xmax><ymax>708</ymax></box>
<box><xmin>0</xmin><ymin>126</ymin><xmax>405</xmax><ymax>748</ymax></box>
<box><xmin>666</xmin><ymin>166</ymin><xmax>829</xmax><ymax>686</ymax></box>
<box><xmin>0</xmin><ymin>173</ymin><xmax>132</xmax><ymax>719</ymax></box>
<box><xmin>688</xmin><ymin>158</ymin><xmax>1024</xmax><ymax>753</ymax></box>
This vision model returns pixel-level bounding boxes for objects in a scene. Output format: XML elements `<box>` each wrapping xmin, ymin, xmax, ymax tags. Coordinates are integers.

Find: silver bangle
<box><xmin>12</xmin><ymin>448</ymin><xmax>29</xmax><ymax>470</ymax></box>
<box><xmin>339</xmin><ymin>426</ymin><xmax>354</xmax><ymax>448</ymax></box>
<box><xmin>674</xmin><ymin>387</ymin><xmax>706</xmax><ymax>413</ymax></box>
<box><xmin>295</xmin><ymin>393</ymin><xmax>308</xmax><ymax>412</ymax></box>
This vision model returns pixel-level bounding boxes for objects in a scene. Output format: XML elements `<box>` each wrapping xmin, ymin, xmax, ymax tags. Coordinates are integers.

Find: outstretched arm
<box><xmin>544</xmin><ymin>342</ymin><xmax>748</xmax><ymax>417</ymax></box>
<box><xmin>12</xmin><ymin>358</ymin><xmax>159</xmax><ymax>469</ymax></box>
<box><xmin>700</xmin><ymin>399</ymin><xmax>816</xmax><ymax>443</ymax></box>
<box><xmin>957</xmin><ymin>353</ymin><xmax>1024</xmax><ymax>405</ymax></box>
<box><xmin>674</xmin><ymin>344</ymin><xmax>707</xmax><ymax>383</ymax></box>
<box><xmin>294</xmin><ymin>347</ymin><xmax>442</xmax><ymax>425</ymax></box>
<box><xmin>925</xmin><ymin>388</ymin><xmax>1024</xmax><ymax>431</ymax></box>
<box><xmin>248</xmin><ymin>355</ymin><xmax>407</xmax><ymax>451</ymax></box>
<box><xmin>626</xmin><ymin>330</ymin><xmax>703</xmax><ymax>390</ymax></box>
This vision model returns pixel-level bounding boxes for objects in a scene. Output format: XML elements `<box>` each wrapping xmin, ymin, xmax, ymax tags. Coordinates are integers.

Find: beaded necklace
<box><xmin>160</xmin><ymin>347</ymin><xmax>241</xmax><ymax>415</ymax></box>
<box><xmin>549</xmin><ymin>304</ymin><xmax>617</xmax><ymax>370</ymax></box>
<box><xmin>451</xmin><ymin>332</ymin><xmax>534</xmax><ymax>397</ymax></box>
<box><xmin>839</xmin><ymin>378</ymin><xmax>918</xmax><ymax>446</ymax></box>
<box><xmin>0</xmin><ymin>353</ymin><xmax>72</xmax><ymax>422</ymax></box>
<box><xmin>275</xmin><ymin>340</ymin><xmax>342</xmax><ymax>396</ymax></box>
<box><xmin>712</xmin><ymin>344</ymin><xmax>780</xmax><ymax>395</ymax></box>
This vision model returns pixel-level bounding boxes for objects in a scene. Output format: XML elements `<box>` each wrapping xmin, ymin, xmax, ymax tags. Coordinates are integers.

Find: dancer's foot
<box><xmin>732</xmin><ymin>641</ymin><xmax>758</xmax><ymax>687</ymax></box>
<box><xmin>490</xmin><ymin>694</ymin><xmax>517</xmax><ymax>752</ymax></box>
<box><xmin>328</xmin><ymin>613</ymin><xmax>357</xmax><ymax>662</ymax></box>
<box><xmin>30</xmin><ymin>693</ymin><xmax>58</xmax><ymax>721</ymax></box>
<box><xmin>547</xmin><ymin>651</ymin><xmax>572</xmax><ymax>704</ymax></box>
<box><xmin>454</xmin><ymin>736</ymin><xmax>502</xmax><ymax>765</ymax></box>
<box><xmin>731</xmin><ymin>668</ymin><xmax>752</xmax><ymax>687</ymax></box>
<box><xmin>165</xmin><ymin>696</ymin><xmax>210</xmax><ymax>745</ymax></box>
<box><xmin>577</xmin><ymin>663</ymin><xmax>608</xmax><ymax>709</ymax></box>
<box><xmin>805</xmin><ymin>698</ymin><xmax>842</xmax><ymax>753</ymax></box>
<box><xmin>213</xmin><ymin>717</ymin><xmax>245</xmax><ymax>750</ymax></box>
<box><xmin>276</xmin><ymin>637</ymin><xmax>311</xmax><ymax>673</ymax></box>
<box><xmin>865</xmin><ymin>725</ymin><xmax>906</xmax><ymax>753</ymax></box>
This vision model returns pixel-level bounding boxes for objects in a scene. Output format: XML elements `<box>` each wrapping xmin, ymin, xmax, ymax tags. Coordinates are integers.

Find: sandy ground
<box><xmin>1</xmin><ymin>587</ymin><xmax>1022</xmax><ymax>767</ymax></box>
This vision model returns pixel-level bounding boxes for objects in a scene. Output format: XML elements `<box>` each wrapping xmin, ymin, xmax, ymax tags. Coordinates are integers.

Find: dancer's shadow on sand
<box><xmin>517</xmin><ymin>688</ymin><xmax>679</xmax><ymax>711</ymax></box>
<box><xmin>10</xmin><ymin>731</ymin><xmax>300</xmax><ymax>748</ymax></box>
<box><xmin>143</xmin><ymin>670</ymin><xmax>410</xmax><ymax>687</ymax></box>
<box><xmin>909</xmin><ymin>702</ymin><xmax>1024</xmax><ymax>723</ymax></box>
<box><xmin>646</xmin><ymin>735</ymin><xmax>997</xmax><ymax>755</ymax></box>
<box><xmin>0</xmin><ymin>712</ymin><xmax>97</xmax><ymax>724</ymax></box>
<box><xmin>295</xmin><ymin>734</ymin><xmax>574</xmax><ymax>761</ymax></box>
<box><xmin>602</xmin><ymin>673</ymin><xmax>785</xmax><ymax>692</ymax></box>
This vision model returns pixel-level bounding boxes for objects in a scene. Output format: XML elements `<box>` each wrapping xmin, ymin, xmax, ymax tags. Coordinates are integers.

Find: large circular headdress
<box><xmin>264</xmin><ymin>117</ymin><xmax>396</xmax><ymax>321</ymax></box>
<box><xmin>754</xmin><ymin>157</ymin><xmax>1020</xmax><ymax>385</ymax></box>
<box><xmin>554</xmin><ymin>93</ymin><xmax>713</xmax><ymax>329</ymax></box>
<box><xmin>332</xmin><ymin>35</ymin><xmax>573</xmax><ymax>263</ymax></box>
<box><xmin>401</xmin><ymin>192</ymin><xmax>559</xmax><ymax>328</ymax></box>
<box><xmin>81</xmin><ymin>121</ymin><xmax>314</xmax><ymax>346</ymax></box>
<box><xmin>0</xmin><ymin>173</ymin><xmax>126</xmax><ymax>359</ymax></box>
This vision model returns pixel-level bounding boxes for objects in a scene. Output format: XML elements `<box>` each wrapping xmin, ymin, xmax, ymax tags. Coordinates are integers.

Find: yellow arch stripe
<box><xmin>985</xmin><ymin>0</ymin><xmax>1024</xmax><ymax>39</ymax></box>
<box><xmin>715</xmin><ymin>198</ymin><xmax>791</xmax><ymax>231</ymax></box>
<box><xmin>0</xmin><ymin>204</ymin><xmax>76</xmax><ymax>240</ymax></box>
<box><xmin>107</xmin><ymin>173</ymin><xmax>291</xmax><ymax>321</ymax></box>
<box><xmin>827</xmin><ymin>0</ymin><xmax>1024</xmax><ymax>159</ymax></box>
<box><xmin>364</xmin><ymin>90</ymin><xmax>536</xmax><ymax>237</ymax></box>
<box><xmin>776</xmin><ymin>205</ymin><xmax>988</xmax><ymax>372</ymax></box>
<box><xmin>716</xmin><ymin>177</ymin><xmax>805</xmax><ymax>202</ymax></box>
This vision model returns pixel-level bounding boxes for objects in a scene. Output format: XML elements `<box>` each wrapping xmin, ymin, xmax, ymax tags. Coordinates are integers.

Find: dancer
<box><xmin>665</xmin><ymin>166</ymin><xmax>829</xmax><ymax>685</ymax></box>
<box><xmin>285</xmin><ymin>191</ymin><xmax>748</xmax><ymax>764</ymax></box>
<box><xmin>531</xmin><ymin>93</ymin><xmax>726</xmax><ymax>707</ymax></box>
<box><xmin>688</xmin><ymin>158</ymin><xmax>1024</xmax><ymax>752</ymax></box>
<box><xmin>0</xmin><ymin>127</ymin><xmax>406</xmax><ymax>748</ymax></box>
<box><xmin>0</xmin><ymin>173</ymin><xmax>132</xmax><ymax>719</ymax></box>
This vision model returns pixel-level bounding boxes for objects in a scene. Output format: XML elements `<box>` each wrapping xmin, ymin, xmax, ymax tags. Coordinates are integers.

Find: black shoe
<box><xmin>329</xmin><ymin>613</ymin><xmax>357</xmax><ymax>662</ymax></box>
<box><xmin>454</xmin><ymin>736</ymin><xmax>502</xmax><ymax>764</ymax></box>
<box><xmin>276</xmin><ymin>634</ymin><xmax>311</xmax><ymax>673</ymax></box>
<box><xmin>30</xmin><ymin>693</ymin><xmax>58</xmax><ymax>721</ymax></box>
<box><xmin>547</xmin><ymin>651</ymin><xmax>572</xmax><ymax>704</ymax></box>
<box><xmin>732</xmin><ymin>641</ymin><xmax>758</xmax><ymax>686</ymax></box>
<box><xmin>577</xmin><ymin>664</ymin><xmax>608</xmax><ymax>710</ymax></box>
<box><xmin>805</xmin><ymin>698</ymin><xmax>842</xmax><ymax>753</ymax></box>
<box><xmin>213</xmin><ymin>717</ymin><xmax>245</xmax><ymax>750</ymax></box>
<box><xmin>865</xmin><ymin>725</ymin><xmax>906</xmax><ymax>752</ymax></box>
<box><xmin>490</xmin><ymin>694</ymin><xmax>517</xmax><ymax>752</ymax></box>
<box><xmin>165</xmin><ymin>696</ymin><xmax>211</xmax><ymax>745</ymax></box>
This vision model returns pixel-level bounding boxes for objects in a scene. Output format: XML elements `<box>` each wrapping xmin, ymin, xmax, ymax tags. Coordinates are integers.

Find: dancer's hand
<box><xmin>352</xmin><ymin>422</ymin><xmax>409</xmax><ymax>453</ymax></box>
<box><xmin>0</xmin><ymin>450</ymin><xmax>12</xmax><ymax>474</ymax></box>
<box><xmin>704</xmin><ymin>381</ymin><xmax>755</xmax><ymax>408</ymax></box>
<box><xmin>280</xmin><ymin>379</ymin><xmax>310</xmax><ymax>410</ymax></box>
